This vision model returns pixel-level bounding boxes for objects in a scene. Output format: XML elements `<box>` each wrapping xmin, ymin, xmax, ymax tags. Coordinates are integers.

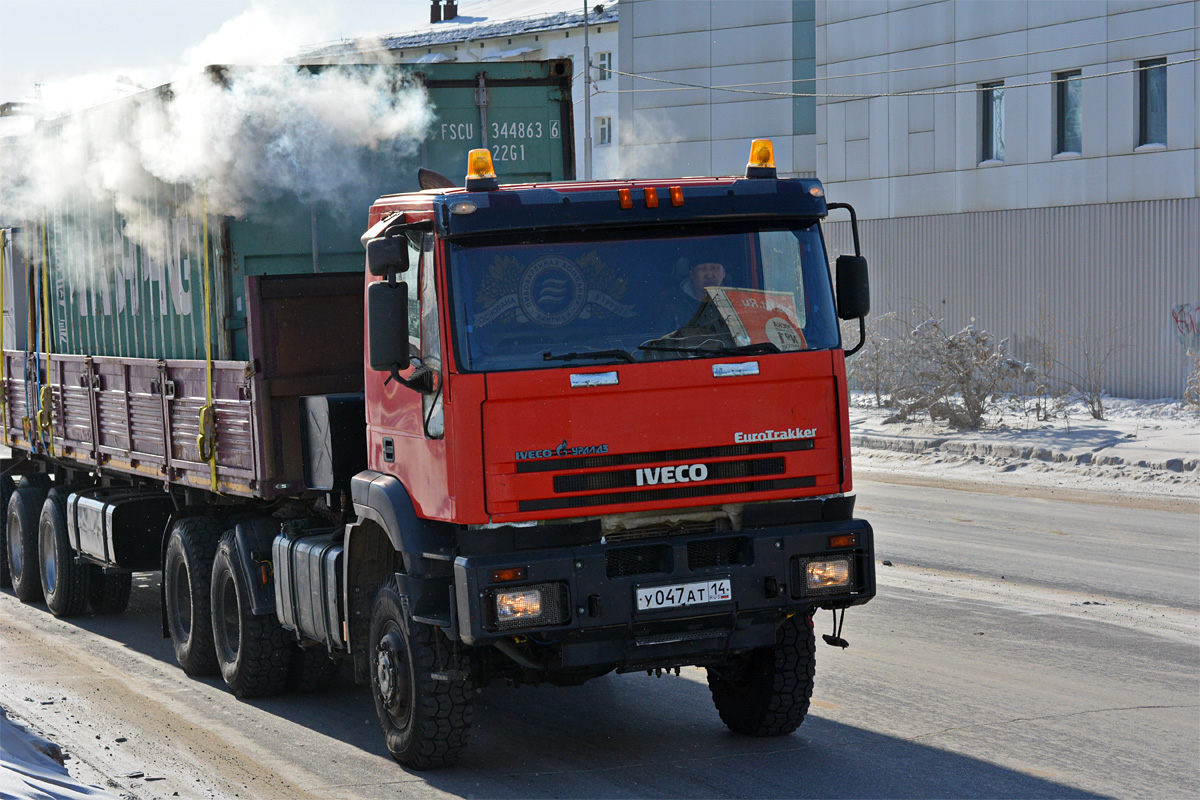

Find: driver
<box><xmin>668</xmin><ymin>261</ymin><xmax>726</xmax><ymax>326</ymax></box>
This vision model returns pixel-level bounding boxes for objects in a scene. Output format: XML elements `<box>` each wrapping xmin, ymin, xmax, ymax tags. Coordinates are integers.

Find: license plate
<box><xmin>636</xmin><ymin>579</ymin><xmax>732</xmax><ymax>612</ymax></box>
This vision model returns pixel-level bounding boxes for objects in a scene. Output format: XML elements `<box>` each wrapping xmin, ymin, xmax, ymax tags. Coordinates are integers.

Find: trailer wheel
<box><xmin>706</xmin><ymin>614</ymin><xmax>816</xmax><ymax>737</ymax></box>
<box><xmin>210</xmin><ymin>532</ymin><xmax>292</xmax><ymax>698</ymax></box>
<box><xmin>8</xmin><ymin>479</ymin><xmax>51</xmax><ymax>603</ymax></box>
<box><xmin>87</xmin><ymin>566</ymin><xmax>133</xmax><ymax>614</ymax></box>
<box><xmin>0</xmin><ymin>475</ymin><xmax>15</xmax><ymax>588</ymax></box>
<box><xmin>164</xmin><ymin>517</ymin><xmax>222</xmax><ymax>676</ymax></box>
<box><xmin>369</xmin><ymin>576</ymin><xmax>473</xmax><ymax>769</ymax></box>
<box><xmin>39</xmin><ymin>488</ymin><xmax>90</xmax><ymax>617</ymax></box>
<box><xmin>289</xmin><ymin>645</ymin><xmax>343</xmax><ymax>693</ymax></box>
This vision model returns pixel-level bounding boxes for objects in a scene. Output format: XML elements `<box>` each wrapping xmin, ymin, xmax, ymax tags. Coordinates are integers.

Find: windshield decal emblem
<box><xmin>473</xmin><ymin>252</ymin><xmax>634</xmax><ymax>328</ymax></box>
<box><xmin>515</xmin><ymin>439</ymin><xmax>611</xmax><ymax>461</ymax></box>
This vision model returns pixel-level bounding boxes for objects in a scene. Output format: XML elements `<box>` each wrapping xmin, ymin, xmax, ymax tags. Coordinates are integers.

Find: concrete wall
<box><xmin>618</xmin><ymin>0</ymin><xmax>817</xmax><ymax>178</ymax></box>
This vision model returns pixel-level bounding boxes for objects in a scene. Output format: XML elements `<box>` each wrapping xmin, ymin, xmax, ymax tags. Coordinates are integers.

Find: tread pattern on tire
<box><xmin>164</xmin><ymin>516</ymin><xmax>223</xmax><ymax>676</ymax></box>
<box><xmin>371</xmin><ymin>576</ymin><xmax>473</xmax><ymax>770</ymax></box>
<box><xmin>87</xmin><ymin>567</ymin><xmax>133</xmax><ymax>614</ymax></box>
<box><xmin>706</xmin><ymin>614</ymin><xmax>816</xmax><ymax>737</ymax></box>
<box><xmin>212</xmin><ymin>531</ymin><xmax>292</xmax><ymax>698</ymax></box>
<box><xmin>0</xmin><ymin>475</ymin><xmax>15</xmax><ymax>589</ymax></box>
<box><xmin>9</xmin><ymin>480</ymin><xmax>50</xmax><ymax>603</ymax></box>
<box><xmin>41</xmin><ymin>488</ymin><xmax>90</xmax><ymax>617</ymax></box>
<box><xmin>288</xmin><ymin>645</ymin><xmax>342</xmax><ymax>693</ymax></box>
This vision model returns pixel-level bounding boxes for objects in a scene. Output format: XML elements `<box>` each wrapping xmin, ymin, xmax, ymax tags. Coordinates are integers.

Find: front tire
<box><xmin>369</xmin><ymin>576</ymin><xmax>473</xmax><ymax>770</ymax></box>
<box><xmin>8</xmin><ymin>479</ymin><xmax>50</xmax><ymax>603</ymax></box>
<box><xmin>706</xmin><ymin>614</ymin><xmax>816</xmax><ymax>737</ymax></box>
<box><xmin>211</xmin><ymin>532</ymin><xmax>292</xmax><ymax>698</ymax></box>
<box><xmin>163</xmin><ymin>517</ymin><xmax>222</xmax><ymax>676</ymax></box>
<box><xmin>39</xmin><ymin>488</ymin><xmax>90</xmax><ymax>617</ymax></box>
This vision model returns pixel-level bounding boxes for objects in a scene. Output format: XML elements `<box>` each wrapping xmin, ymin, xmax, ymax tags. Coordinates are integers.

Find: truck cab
<box><xmin>348</xmin><ymin>141</ymin><xmax>875</xmax><ymax>767</ymax></box>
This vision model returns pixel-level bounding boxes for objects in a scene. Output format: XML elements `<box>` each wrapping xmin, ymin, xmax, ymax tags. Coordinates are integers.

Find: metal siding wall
<box><xmin>825</xmin><ymin>198</ymin><xmax>1200</xmax><ymax>399</ymax></box>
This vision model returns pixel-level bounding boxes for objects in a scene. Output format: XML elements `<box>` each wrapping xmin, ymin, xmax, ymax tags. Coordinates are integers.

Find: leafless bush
<box><xmin>1055</xmin><ymin>319</ymin><xmax>1130</xmax><ymax>421</ymax></box>
<box><xmin>843</xmin><ymin>312</ymin><xmax>900</xmax><ymax>407</ymax></box>
<box><xmin>884</xmin><ymin>312</ymin><xmax>1030</xmax><ymax>430</ymax></box>
<box><xmin>1185</xmin><ymin>349</ymin><xmax>1200</xmax><ymax>408</ymax></box>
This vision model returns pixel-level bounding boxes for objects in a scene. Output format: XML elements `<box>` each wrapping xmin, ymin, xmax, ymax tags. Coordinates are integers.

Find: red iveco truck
<box><xmin>2</xmin><ymin>133</ymin><xmax>874</xmax><ymax>769</ymax></box>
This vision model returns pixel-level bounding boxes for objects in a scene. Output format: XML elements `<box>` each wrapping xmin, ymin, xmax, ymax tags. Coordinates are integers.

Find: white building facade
<box><xmin>816</xmin><ymin>0</ymin><xmax>1199</xmax><ymax>398</ymax></box>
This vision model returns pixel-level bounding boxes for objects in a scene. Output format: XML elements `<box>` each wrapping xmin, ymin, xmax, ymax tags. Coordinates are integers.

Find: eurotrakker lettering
<box><xmin>635</xmin><ymin>463</ymin><xmax>709</xmax><ymax>486</ymax></box>
<box><xmin>734</xmin><ymin>426</ymin><xmax>817</xmax><ymax>444</ymax></box>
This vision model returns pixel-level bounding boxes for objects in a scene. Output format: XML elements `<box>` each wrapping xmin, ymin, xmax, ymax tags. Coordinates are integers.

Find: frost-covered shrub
<box><xmin>886</xmin><ymin>315</ymin><xmax>1030</xmax><ymax>430</ymax></box>
<box><xmin>1186</xmin><ymin>349</ymin><xmax>1200</xmax><ymax>408</ymax></box>
<box><xmin>844</xmin><ymin>312</ymin><xmax>900</xmax><ymax>407</ymax></box>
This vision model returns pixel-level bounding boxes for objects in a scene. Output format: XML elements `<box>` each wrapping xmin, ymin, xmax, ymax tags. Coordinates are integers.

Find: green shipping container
<box><xmin>5</xmin><ymin>60</ymin><xmax>574</xmax><ymax>363</ymax></box>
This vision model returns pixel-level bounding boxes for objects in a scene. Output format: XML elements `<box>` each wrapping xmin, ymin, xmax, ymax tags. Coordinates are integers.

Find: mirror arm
<box><xmin>844</xmin><ymin>316</ymin><xmax>866</xmax><ymax>358</ymax></box>
<box><xmin>385</xmin><ymin>362</ymin><xmax>436</xmax><ymax>394</ymax></box>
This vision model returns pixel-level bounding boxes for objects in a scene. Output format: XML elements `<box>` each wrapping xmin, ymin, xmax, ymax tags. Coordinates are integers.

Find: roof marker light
<box><xmin>669</xmin><ymin>186</ymin><xmax>684</xmax><ymax>206</ymax></box>
<box><xmin>618</xmin><ymin>188</ymin><xmax>633</xmax><ymax>209</ymax></box>
<box><xmin>644</xmin><ymin>187</ymin><xmax>659</xmax><ymax>208</ymax></box>
<box><xmin>466</xmin><ymin>148</ymin><xmax>499</xmax><ymax>191</ymax></box>
<box><xmin>745</xmin><ymin>139</ymin><xmax>778</xmax><ymax>179</ymax></box>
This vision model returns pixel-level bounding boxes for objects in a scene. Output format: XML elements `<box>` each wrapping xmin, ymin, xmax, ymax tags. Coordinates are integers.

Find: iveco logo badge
<box><xmin>515</xmin><ymin>439</ymin><xmax>611</xmax><ymax>461</ymax></box>
<box><xmin>635</xmin><ymin>463</ymin><xmax>709</xmax><ymax>486</ymax></box>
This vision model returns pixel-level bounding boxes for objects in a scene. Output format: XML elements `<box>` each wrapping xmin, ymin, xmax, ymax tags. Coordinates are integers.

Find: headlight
<box><xmin>796</xmin><ymin>557</ymin><xmax>853</xmax><ymax>596</ymax></box>
<box><xmin>490</xmin><ymin>582</ymin><xmax>568</xmax><ymax>630</ymax></box>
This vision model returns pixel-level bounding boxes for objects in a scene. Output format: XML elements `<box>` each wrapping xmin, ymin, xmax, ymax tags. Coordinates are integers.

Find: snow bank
<box><xmin>0</xmin><ymin>708</ymin><xmax>117</xmax><ymax>800</ymax></box>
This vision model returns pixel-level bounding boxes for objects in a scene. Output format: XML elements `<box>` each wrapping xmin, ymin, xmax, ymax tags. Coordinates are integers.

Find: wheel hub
<box><xmin>375</xmin><ymin>632</ymin><xmax>409</xmax><ymax>712</ymax></box>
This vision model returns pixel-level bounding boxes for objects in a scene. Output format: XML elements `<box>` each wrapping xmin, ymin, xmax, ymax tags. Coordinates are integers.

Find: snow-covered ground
<box><xmin>849</xmin><ymin>393</ymin><xmax>1200</xmax><ymax>505</ymax></box>
<box><xmin>1</xmin><ymin>709</ymin><xmax>118</xmax><ymax>800</ymax></box>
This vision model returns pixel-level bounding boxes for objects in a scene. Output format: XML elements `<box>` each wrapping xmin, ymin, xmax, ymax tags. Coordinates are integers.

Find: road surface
<box><xmin>2</xmin><ymin>474</ymin><xmax>1197</xmax><ymax>798</ymax></box>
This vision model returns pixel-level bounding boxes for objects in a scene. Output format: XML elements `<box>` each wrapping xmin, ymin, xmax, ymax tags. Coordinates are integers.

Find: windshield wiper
<box><xmin>638</xmin><ymin>341</ymin><xmax>782</xmax><ymax>357</ymax></box>
<box><xmin>543</xmin><ymin>349</ymin><xmax>637</xmax><ymax>364</ymax></box>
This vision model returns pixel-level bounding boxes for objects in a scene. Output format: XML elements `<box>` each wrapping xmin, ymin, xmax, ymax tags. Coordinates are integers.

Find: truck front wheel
<box><xmin>369</xmin><ymin>576</ymin><xmax>473</xmax><ymax>769</ymax></box>
<box><xmin>8</xmin><ymin>479</ymin><xmax>50</xmax><ymax>603</ymax></box>
<box><xmin>211</xmin><ymin>532</ymin><xmax>292</xmax><ymax>698</ymax></box>
<box><xmin>706</xmin><ymin>614</ymin><xmax>816</xmax><ymax>737</ymax></box>
<box><xmin>39</xmin><ymin>488</ymin><xmax>90</xmax><ymax>617</ymax></box>
<box><xmin>164</xmin><ymin>517</ymin><xmax>222</xmax><ymax>676</ymax></box>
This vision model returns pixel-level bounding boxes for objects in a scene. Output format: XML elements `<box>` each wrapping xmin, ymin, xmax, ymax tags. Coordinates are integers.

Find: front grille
<box><xmin>687</xmin><ymin>537</ymin><xmax>747</xmax><ymax>570</ymax></box>
<box><xmin>519</xmin><ymin>476</ymin><xmax>816</xmax><ymax>512</ymax></box>
<box><xmin>606</xmin><ymin>544</ymin><xmax>670</xmax><ymax>578</ymax></box>
<box><xmin>602</xmin><ymin>519</ymin><xmax>726</xmax><ymax>543</ymax></box>
<box><xmin>516</xmin><ymin>438</ymin><xmax>813</xmax><ymax>473</ymax></box>
<box><xmin>553</xmin><ymin>457</ymin><xmax>785</xmax><ymax>494</ymax></box>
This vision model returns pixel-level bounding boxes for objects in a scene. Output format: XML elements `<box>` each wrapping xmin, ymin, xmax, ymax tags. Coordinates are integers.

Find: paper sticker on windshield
<box><xmin>473</xmin><ymin>252</ymin><xmax>634</xmax><ymax>328</ymax></box>
<box><xmin>708</xmin><ymin>288</ymin><xmax>807</xmax><ymax>351</ymax></box>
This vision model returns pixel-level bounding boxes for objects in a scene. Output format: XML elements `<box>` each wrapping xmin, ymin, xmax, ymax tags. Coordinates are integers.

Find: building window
<box><xmin>596</xmin><ymin>116</ymin><xmax>612</xmax><ymax>146</ymax></box>
<box><xmin>1138</xmin><ymin>58</ymin><xmax>1167</xmax><ymax>146</ymax></box>
<box><xmin>1055</xmin><ymin>71</ymin><xmax>1082</xmax><ymax>154</ymax></box>
<box><xmin>980</xmin><ymin>81</ymin><xmax>1005</xmax><ymax>162</ymax></box>
<box><xmin>596</xmin><ymin>51</ymin><xmax>612</xmax><ymax>81</ymax></box>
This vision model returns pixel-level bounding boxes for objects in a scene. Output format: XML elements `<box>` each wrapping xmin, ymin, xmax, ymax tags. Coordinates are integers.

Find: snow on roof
<box><xmin>302</xmin><ymin>0</ymin><xmax>616</xmax><ymax>58</ymax></box>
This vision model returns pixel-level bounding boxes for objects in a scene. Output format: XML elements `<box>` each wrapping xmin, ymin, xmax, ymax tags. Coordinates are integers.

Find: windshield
<box><xmin>448</xmin><ymin>223</ymin><xmax>838</xmax><ymax>371</ymax></box>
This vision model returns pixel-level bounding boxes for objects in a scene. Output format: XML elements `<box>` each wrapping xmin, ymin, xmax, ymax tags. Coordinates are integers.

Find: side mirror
<box><xmin>836</xmin><ymin>255</ymin><xmax>870</xmax><ymax>320</ymax></box>
<box><xmin>367</xmin><ymin>281</ymin><xmax>409</xmax><ymax>371</ymax></box>
<box><xmin>366</xmin><ymin>234</ymin><xmax>409</xmax><ymax>277</ymax></box>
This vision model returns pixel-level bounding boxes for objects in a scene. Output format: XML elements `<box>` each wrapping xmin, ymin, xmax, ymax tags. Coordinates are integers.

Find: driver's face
<box><xmin>691</xmin><ymin>262</ymin><xmax>725</xmax><ymax>294</ymax></box>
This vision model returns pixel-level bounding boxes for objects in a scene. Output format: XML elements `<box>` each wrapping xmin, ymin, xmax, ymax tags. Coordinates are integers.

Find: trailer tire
<box><xmin>87</xmin><ymin>566</ymin><xmax>133</xmax><ymax>614</ymax></box>
<box><xmin>369</xmin><ymin>576</ymin><xmax>473</xmax><ymax>770</ymax></box>
<box><xmin>211</xmin><ymin>532</ymin><xmax>292</xmax><ymax>698</ymax></box>
<box><xmin>164</xmin><ymin>517</ymin><xmax>222</xmax><ymax>676</ymax></box>
<box><xmin>8</xmin><ymin>481</ymin><xmax>50</xmax><ymax>603</ymax></box>
<box><xmin>289</xmin><ymin>645</ymin><xmax>342</xmax><ymax>693</ymax></box>
<box><xmin>39</xmin><ymin>489</ymin><xmax>90</xmax><ymax>617</ymax></box>
<box><xmin>0</xmin><ymin>475</ymin><xmax>15</xmax><ymax>588</ymax></box>
<box><xmin>706</xmin><ymin>614</ymin><xmax>816</xmax><ymax>737</ymax></box>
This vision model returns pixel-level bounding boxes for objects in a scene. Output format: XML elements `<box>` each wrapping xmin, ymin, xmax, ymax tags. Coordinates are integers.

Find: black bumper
<box><xmin>453</xmin><ymin>519</ymin><xmax>874</xmax><ymax>668</ymax></box>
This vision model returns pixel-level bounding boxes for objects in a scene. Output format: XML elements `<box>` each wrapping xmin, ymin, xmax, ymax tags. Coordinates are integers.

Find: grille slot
<box><xmin>516</xmin><ymin>438</ymin><xmax>814</xmax><ymax>473</ymax></box>
<box><xmin>606</xmin><ymin>545</ymin><xmax>670</xmax><ymax>578</ymax></box>
<box><xmin>520</xmin><ymin>476</ymin><xmax>816</xmax><ymax>512</ymax></box>
<box><xmin>688</xmin><ymin>537</ymin><xmax>748</xmax><ymax>570</ymax></box>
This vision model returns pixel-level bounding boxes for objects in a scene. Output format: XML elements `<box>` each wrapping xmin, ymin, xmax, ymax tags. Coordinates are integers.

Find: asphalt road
<box><xmin>1</xmin><ymin>475</ymin><xmax>1197</xmax><ymax>799</ymax></box>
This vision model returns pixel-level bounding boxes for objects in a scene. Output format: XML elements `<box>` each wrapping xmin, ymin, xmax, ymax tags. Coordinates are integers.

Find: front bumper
<box><xmin>453</xmin><ymin>519</ymin><xmax>874</xmax><ymax>669</ymax></box>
